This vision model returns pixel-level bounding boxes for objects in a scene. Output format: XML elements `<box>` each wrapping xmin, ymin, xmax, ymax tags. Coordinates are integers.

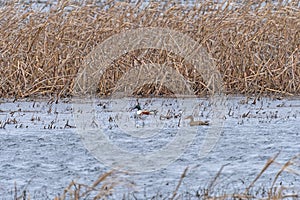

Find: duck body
<box><xmin>134</xmin><ymin>104</ymin><xmax>157</xmax><ymax>116</ymax></box>
<box><xmin>185</xmin><ymin>115</ymin><xmax>209</xmax><ymax>126</ymax></box>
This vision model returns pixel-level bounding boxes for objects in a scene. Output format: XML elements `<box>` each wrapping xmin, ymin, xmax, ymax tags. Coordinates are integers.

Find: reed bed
<box><xmin>0</xmin><ymin>0</ymin><xmax>299</xmax><ymax>98</ymax></box>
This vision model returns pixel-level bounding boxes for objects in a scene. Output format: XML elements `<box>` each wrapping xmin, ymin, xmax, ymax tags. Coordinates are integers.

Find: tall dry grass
<box><xmin>55</xmin><ymin>154</ymin><xmax>300</xmax><ymax>199</ymax></box>
<box><xmin>10</xmin><ymin>154</ymin><xmax>299</xmax><ymax>199</ymax></box>
<box><xmin>0</xmin><ymin>0</ymin><xmax>299</xmax><ymax>98</ymax></box>
<box><xmin>9</xmin><ymin>154</ymin><xmax>300</xmax><ymax>199</ymax></box>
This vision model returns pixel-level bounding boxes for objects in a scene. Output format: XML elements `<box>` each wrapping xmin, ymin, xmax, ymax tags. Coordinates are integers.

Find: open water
<box><xmin>0</xmin><ymin>96</ymin><xmax>299</xmax><ymax>199</ymax></box>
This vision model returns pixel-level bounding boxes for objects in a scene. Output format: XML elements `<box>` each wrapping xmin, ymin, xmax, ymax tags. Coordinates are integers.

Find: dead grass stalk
<box><xmin>0</xmin><ymin>0</ymin><xmax>299</xmax><ymax>98</ymax></box>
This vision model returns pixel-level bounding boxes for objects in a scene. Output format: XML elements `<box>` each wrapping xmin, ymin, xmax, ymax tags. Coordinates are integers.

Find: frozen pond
<box><xmin>0</xmin><ymin>96</ymin><xmax>299</xmax><ymax>199</ymax></box>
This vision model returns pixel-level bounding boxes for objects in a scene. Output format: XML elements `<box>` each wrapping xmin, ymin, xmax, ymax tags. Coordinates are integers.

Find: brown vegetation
<box><xmin>0</xmin><ymin>0</ymin><xmax>299</xmax><ymax>98</ymax></box>
<box><xmin>12</xmin><ymin>153</ymin><xmax>299</xmax><ymax>199</ymax></box>
<box><xmin>56</xmin><ymin>153</ymin><xmax>300</xmax><ymax>199</ymax></box>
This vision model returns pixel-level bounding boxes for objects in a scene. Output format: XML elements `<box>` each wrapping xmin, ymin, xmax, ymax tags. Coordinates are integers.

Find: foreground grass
<box><xmin>0</xmin><ymin>0</ymin><xmax>299</xmax><ymax>98</ymax></box>
<box><xmin>11</xmin><ymin>153</ymin><xmax>299</xmax><ymax>200</ymax></box>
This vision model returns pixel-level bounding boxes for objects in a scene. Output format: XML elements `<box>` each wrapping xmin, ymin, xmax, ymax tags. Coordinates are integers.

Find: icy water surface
<box><xmin>0</xmin><ymin>96</ymin><xmax>299</xmax><ymax>199</ymax></box>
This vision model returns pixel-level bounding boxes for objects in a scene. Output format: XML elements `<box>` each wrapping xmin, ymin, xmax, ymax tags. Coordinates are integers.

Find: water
<box><xmin>0</xmin><ymin>96</ymin><xmax>299</xmax><ymax>199</ymax></box>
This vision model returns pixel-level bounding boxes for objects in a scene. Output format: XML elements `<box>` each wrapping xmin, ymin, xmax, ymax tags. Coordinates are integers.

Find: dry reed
<box><xmin>0</xmin><ymin>0</ymin><xmax>299</xmax><ymax>99</ymax></box>
<box><xmin>53</xmin><ymin>153</ymin><xmax>299</xmax><ymax>200</ymax></box>
<box><xmin>8</xmin><ymin>153</ymin><xmax>300</xmax><ymax>199</ymax></box>
<box><xmin>55</xmin><ymin>170</ymin><xmax>132</xmax><ymax>200</ymax></box>
<box><xmin>178</xmin><ymin>153</ymin><xmax>300</xmax><ymax>200</ymax></box>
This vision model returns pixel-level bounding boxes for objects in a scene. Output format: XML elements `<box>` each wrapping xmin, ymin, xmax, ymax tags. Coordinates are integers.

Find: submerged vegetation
<box><xmin>0</xmin><ymin>0</ymin><xmax>299</xmax><ymax>98</ymax></box>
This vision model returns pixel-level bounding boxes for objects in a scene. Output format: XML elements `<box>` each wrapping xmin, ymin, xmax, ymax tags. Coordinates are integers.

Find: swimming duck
<box><xmin>184</xmin><ymin>115</ymin><xmax>209</xmax><ymax>126</ymax></box>
<box><xmin>133</xmin><ymin>104</ymin><xmax>158</xmax><ymax>116</ymax></box>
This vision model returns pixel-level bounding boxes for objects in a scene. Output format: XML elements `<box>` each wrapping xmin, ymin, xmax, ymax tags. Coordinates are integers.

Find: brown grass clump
<box><xmin>0</xmin><ymin>0</ymin><xmax>299</xmax><ymax>99</ymax></box>
<box><xmin>9</xmin><ymin>154</ymin><xmax>300</xmax><ymax>199</ymax></box>
<box><xmin>173</xmin><ymin>153</ymin><xmax>300</xmax><ymax>200</ymax></box>
<box><xmin>54</xmin><ymin>170</ymin><xmax>133</xmax><ymax>200</ymax></box>
<box><xmin>56</xmin><ymin>153</ymin><xmax>300</xmax><ymax>199</ymax></box>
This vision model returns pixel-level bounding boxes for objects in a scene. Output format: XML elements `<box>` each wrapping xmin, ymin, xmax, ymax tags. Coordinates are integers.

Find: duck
<box><xmin>133</xmin><ymin>104</ymin><xmax>158</xmax><ymax>116</ymax></box>
<box><xmin>184</xmin><ymin>115</ymin><xmax>209</xmax><ymax>126</ymax></box>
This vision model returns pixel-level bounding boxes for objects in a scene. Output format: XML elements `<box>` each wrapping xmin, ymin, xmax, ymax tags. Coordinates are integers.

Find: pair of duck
<box><xmin>132</xmin><ymin>104</ymin><xmax>209</xmax><ymax>126</ymax></box>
